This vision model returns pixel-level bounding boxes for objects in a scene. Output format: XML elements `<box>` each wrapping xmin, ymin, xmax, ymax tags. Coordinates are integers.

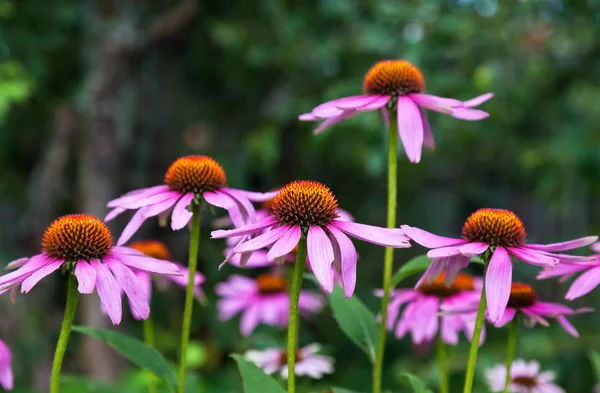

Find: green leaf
<box><xmin>332</xmin><ymin>387</ymin><xmax>361</xmax><ymax>393</ymax></box>
<box><xmin>589</xmin><ymin>351</ymin><xmax>600</xmax><ymax>382</ymax></box>
<box><xmin>403</xmin><ymin>372</ymin><xmax>434</xmax><ymax>393</ymax></box>
<box><xmin>391</xmin><ymin>255</ymin><xmax>431</xmax><ymax>288</ymax></box>
<box><xmin>72</xmin><ymin>325</ymin><xmax>177</xmax><ymax>391</ymax></box>
<box><xmin>60</xmin><ymin>375</ymin><xmax>124</xmax><ymax>393</ymax></box>
<box><xmin>231</xmin><ymin>354</ymin><xmax>286</xmax><ymax>393</ymax></box>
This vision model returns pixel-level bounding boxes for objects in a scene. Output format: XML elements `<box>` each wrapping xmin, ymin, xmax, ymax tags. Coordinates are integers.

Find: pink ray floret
<box><xmin>245</xmin><ymin>343</ymin><xmax>334</xmax><ymax>379</ymax></box>
<box><xmin>486</xmin><ymin>359</ymin><xmax>565</xmax><ymax>393</ymax></box>
<box><xmin>0</xmin><ymin>339</ymin><xmax>13</xmax><ymax>390</ymax></box>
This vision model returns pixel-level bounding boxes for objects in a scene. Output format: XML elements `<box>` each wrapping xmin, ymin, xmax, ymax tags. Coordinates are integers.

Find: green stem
<box><xmin>502</xmin><ymin>315</ymin><xmax>518</xmax><ymax>393</ymax></box>
<box><xmin>462</xmin><ymin>272</ymin><xmax>487</xmax><ymax>393</ymax></box>
<box><xmin>437</xmin><ymin>330</ymin><xmax>449</xmax><ymax>393</ymax></box>
<box><xmin>50</xmin><ymin>275</ymin><xmax>79</xmax><ymax>393</ymax></box>
<box><xmin>287</xmin><ymin>236</ymin><xmax>307</xmax><ymax>393</ymax></box>
<box><xmin>143</xmin><ymin>317</ymin><xmax>157</xmax><ymax>393</ymax></box>
<box><xmin>178</xmin><ymin>203</ymin><xmax>201</xmax><ymax>393</ymax></box>
<box><xmin>373</xmin><ymin>110</ymin><xmax>398</xmax><ymax>393</ymax></box>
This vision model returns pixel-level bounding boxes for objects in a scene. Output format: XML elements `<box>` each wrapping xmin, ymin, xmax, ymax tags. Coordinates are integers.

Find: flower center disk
<box><xmin>164</xmin><ymin>155</ymin><xmax>227</xmax><ymax>194</ymax></box>
<box><xmin>418</xmin><ymin>273</ymin><xmax>474</xmax><ymax>298</ymax></box>
<box><xmin>278</xmin><ymin>350</ymin><xmax>302</xmax><ymax>366</ymax></box>
<box><xmin>271</xmin><ymin>180</ymin><xmax>339</xmax><ymax>227</ymax></box>
<box><xmin>41</xmin><ymin>214</ymin><xmax>113</xmax><ymax>261</ymax></box>
<box><xmin>508</xmin><ymin>282</ymin><xmax>537</xmax><ymax>308</ymax></box>
<box><xmin>461</xmin><ymin>208</ymin><xmax>527</xmax><ymax>247</ymax></box>
<box><xmin>363</xmin><ymin>60</ymin><xmax>425</xmax><ymax>97</ymax></box>
<box><xmin>130</xmin><ymin>240</ymin><xmax>171</xmax><ymax>260</ymax></box>
<box><xmin>512</xmin><ymin>376</ymin><xmax>537</xmax><ymax>387</ymax></box>
<box><xmin>257</xmin><ymin>274</ymin><xmax>287</xmax><ymax>294</ymax></box>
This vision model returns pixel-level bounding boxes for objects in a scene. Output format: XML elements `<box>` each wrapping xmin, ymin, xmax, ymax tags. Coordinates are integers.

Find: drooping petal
<box><xmin>267</xmin><ymin>226</ymin><xmax>301</xmax><ymax>261</ymax></box>
<box><xmin>327</xmin><ymin>225</ymin><xmax>358</xmax><ymax>298</ymax></box>
<box><xmin>506</xmin><ymin>247</ymin><xmax>558</xmax><ymax>266</ymax></box>
<box><xmin>74</xmin><ymin>261</ymin><xmax>97</xmax><ymax>294</ymax></box>
<box><xmin>334</xmin><ymin>95</ymin><xmax>385</xmax><ymax>110</ymax></box>
<box><xmin>109</xmin><ymin>189</ymin><xmax>180</xmax><ymax>210</ymax></box>
<box><xmin>211</xmin><ymin>216</ymin><xmax>279</xmax><ymax>239</ymax></box>
<box><xmin>357</xmin><ymin>95</ymin><xmax>390</xmax><ymax>111</ymax></box>
<box><xmin>493</xmin><ymin>307</ymin><xmax>517</xmax><ymax>328</ymax></box>
<box><xmin>459</xmin><ymin>242</ymin><xmax>489</xmax><ymax>257</ymax></box>
<box><xmin>427</xmin><ymin>246</ymin><xmax>463</xmax><ymax>259</ymax></box>
<box><xmin>204</xmin><ymin>191</ymin><xmax>245</xmax><ymax>227</ymax></box>
<box><xmin>331</xmin><ymin>220</ymin><xmax>409</xmax><ymax>248</ymax></box>
<box><xmin>21</xmin><ymin>259</ymin><xmax>63</xmax><ymax>293</ymax></box>
<box><xmin>220</xmin><ymin>188</ymin><xmax>257</xmax><ymax>224</ymax></box>
<box><xmin>233</xmin><ymin>226</ymin><xmax>289</xmax><ymax>253</ymax></box>
<box><xmin>240</xmin><ymin>303</ymin><xmax>261</xmax><ymax>336</ymax></box>
<box><xmin>525</xmin><ymin>236</ymin><xmax>598</xmax><ymax>252</ymax></box>
<box><xmin>107</xmin><ymin>258</ymin><xmax>149</xmax><ymax>320</ymax></box>
<box><xmin>411</xmin><ymin>296</ymin><xmax>440</xmax><ymax>344</ymax></box>
<box><xmin>5</xmin><ymin>257</ymin><xmax>29</xmax><ymax>270</ymax></box>
<box><xmin>381</xmin><ymin>107</ymin><xmax>389</xmax><ymax>127</ymax></box>
<box><xmin>592</xmin><ymin>242</ymin><xmax>600</xmax><ymax>253</ymax></box>
<box><xmin>556</xmin><ymin>315</ymin><xmax>579</xmax><ymax>338</ymax></box>
<box><xmin>565</xmin><ymin>266</ymin><xmax>600</xmax><ymax>300</ymax></box>
<box><xmin>419</xmin><ymin>107</ymin><xmax>435</xmax><ymax>151</ymax></box>
<box><xmin>106</xmin><ymin>185</ymin><xmax>170</xmax><ymax>208</ymax></box>
<box><xmin>104</xmin><ymin>207</ymin><xmax>126</xmax><ymax>222</ymax></box>
<box><xmin>313</xmin><ymin>111</ymin><xmax>356</xmax><ymax>135</ymax></box>
<box><xmin>141</xmin><ymin>193</ymin><xmax>181</xmax><ymax>218</ymax></box>
<box><xmin>397</xmin><ymin>96</ymin><xmax>424</xmax><ymax>163</ymax></box>
<box><xmin>117</xmin><ymin>208</ymin><xmax>150</xmax><ymax>246</ymax></box>
<box><xmin>416</xmin><ymin>258</ymin><xmax>446</xmax><ymax>287</ymax></box>
<box><xmin>486</xmin><ymin>247</ymin><xmax>513</xmax><ymax>323</ymax></box>
<box><xmin>307</xmin><ymin>226</ymin><xmax>335</xmax><ymax>293</ymax></box>
<box><xmin>450</xmin><ymin>108</ymin><xmax>489</xmax><ymax>121</ymax></box>
<box><xmin>444</xmin><ymin>255</ymin><xmax>471</xmax><ymax>286</ymax></box>
<box><xmin>91</xmin><ymin>259</ymin><xmax>122</xmax><ymax>325</ymax></box>
<box><xmin>234</xmin><ymin>189</ymin><xmax>280</xmax><ymax>203</ymax></box>
<box><xmin>400</xmin><ymin>225</ymin><xmax>466</xmax><ymax>248</ymax></box>
<box><xmin>112</xmin><ymin>250</ymin><xmax>180</xmax><ymax>275</ymax></box>
<box><xmin>0</xmin><ymin>254</ymin><xmax>54</xmax><ymax>290</ymax></box>
<box><xmin>171</xmin><ymin>192</ymin><xmax>195</xmax><ymax>230</ymax></box>
<box><xmin>463</xmin><ymin>92</ymin><xmax>494</xmax><ymax>108</ymax></box>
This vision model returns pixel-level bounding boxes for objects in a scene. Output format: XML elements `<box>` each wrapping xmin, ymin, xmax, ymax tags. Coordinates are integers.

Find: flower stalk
<box><xmin>373</xmin><ymin>110</ymin><xmax>398</xmax><ymax>393</ymax></box>
<box><xmin>143</xmin><ymin>317</ymin><xmax>157</xmax><ymax>393</ymax></box>
<box><xmin>503</xmin><ymin>315</ymin><xmax>519</xmax><ymax>393</ymax></box>
<box><xmin>178</xmin><ymin>202</ymin><xmax>202</xmax><ymax>393</ymax></box>
<box><xmin>50</xmin><ymin>275</ymin><xmax>79</xmax><ymax>393</ymax></box>
<box><xmin>463</xmin><ymin>264</ymin><xmax>488</xmax><ymax>393</ymax></box>
<box><xmin>437</xmin><ymin>328</ymin><xmax>449</xmax><ymax>393</ymax></box>
<box><xmin>288</xmin><ymin>235</ymin><xmax>308</xmax><ymax>393</ymax></box>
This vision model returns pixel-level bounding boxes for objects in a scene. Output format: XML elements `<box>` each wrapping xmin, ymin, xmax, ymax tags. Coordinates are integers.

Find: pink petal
<box><xmin>506</xmin><ymin>247</ymin><xmax>558</xmax><ymax>266</ymax></box>
<box><xmin>21</xmin><ymin>259</ymin><xmax>63</xmax><ymax>293</ymax></box>
<box><xmin>592</xmin><ymin>242</ymin><xmax>600</xmax><ymax>253</ymax></box>
<box><xmin>106</xmin><ymin>185</ymin><xmax>170</xmax><ymax>208</ymax></box>
<box><xmin>107</xmin><ymin>259</ymin><xmax>149</xmax><ymax>320</ymax></box>
<box><xmin>117</xmin><ymin>208</ymin><xmax>149</xmax><ymax>246</ymax></box>
<box><xmin>409</xmin><ymin>93</ymin><xmax>457</xmax><ymax>114</ymax></box>
<box><xmin>485</xmin><ymin>247</ymin><xmax>513</xmax><ymax>323</ymax></box>
<box><xmin>525</xmin><ymin>236</ymin><xmax>598</xmax><ymax>252</ymax></box>
<box><xmin>5</xmin><ymin>257</ymin><xmax>29</xmax><ymax>270</ymax></box>
<box><xmin>91</xmin><ymin>260</ymin><xmax>122</xmax><ymax>325</ymax></box>
<box><xmin>109</xmin><ymin>189</ymin><xmax>180</xmax><ymax>210</ymax></box>
<box><xmin>313</xmin><ymin>111</ymin><xmax>356</xmax><ymax>135</ymax></box>
<box><xmin>357</xmin><ymin>95</ymin><xmax>390</xmax><ymax>111</ymax></box>
<box><xmin>397</xmin><ymin>96</ymin><xmax>424</xmax><ymax>163</ymax></box>
<box><xmin>141</xmin><ymin>193</ymin><xmax>181</xmax><ymax>218</ymax></box>
<box><xmin>299</xmin><ymin>113</ymin><xmax>317</xmax><ymax>121</ymax></box>
<box><xmin>444</xmin><ymin>255</ymin><xmax>471</xmax><ymax>286</ymax></box>
<box><xmin>267</xmin><ymin>226</ymin><xmax>301</xmax><ymax>261</ymax></box>
<box><xmin>556</xmin><ymin>315</ymin><xmax>579</xmax><ymax>338</ymax></box>
<box><xmin>411</xmin><ymin>297</ymin><xmax>439</xmax><ymax>344</ymax></box>
<box><xmin>233</xmin><ymin>226</ymin><xmax>289</xmax><ymax>253</ymax></box>
<box><xmin>493</xmin><ymin>306</ymin><xmax>517</xmax><ymax>328</ymax></box>
<box><xmin>0</xmin><ymin>254</ymin><xmax>53</xmax><ymax>289</ymax></box>
<box><xmin>171</xmin><ymin>192</ymin><xmax>195</xmax><ymax>230</ymax></box>
<box><xmin>400</xmin><ymin>225</ymin><xmax>466</xmax><ymax>248</ymax></box>
<box><xmin>104</xmin><ymin>207</ymin><xmax>126</xmax><ymax>222</ymax></box>
<box><xmin>234</xmin><ymin>189</ymin><xmax>279</xmax><ymax>203</ymax></box>
<box><xmin>450</xmin><ymin>108</ymin><xmax>489</xmax><ymax>121</ymax></box>
<box><xmin>565</xmin><ymin>266</ymin><xmax>600</xmax><ymax>300</ymax></box>
<box><xmin>463</xmin><ymin>92</ymin><xmax>493</xmax><ymax>108</ymax></box>
<box><xmin>427</xmin><ymin>246</ymin><xmax>463</xmax><ymax>259</ymax></box>
<box><xmin>112</xmin><ymin>250</ymin><xmax>180</xmax><ymax>275</ymax></box>
<box><xmin>334</xmin><ymin>95</ymin><xmax>384</xmax><ymax>110</ymax></box>
<box><xmin>204</xmin><ymin>191</ymin><xmax>245</xmax><ymax>227</ymax></box>
<box><xmin>459</xmin><ymin>242</ymin><xmax>489</xmax><ymax>257</ymax></box>
<box><xmin>384</xmin><ymin>290</ymin><xmax>419</xmax><ymax>330</ymax></box>
<box><xmin>331</xmin><ymin>220</ymin><xmax>410</xmax><ymax>248</ymax></box>
<box><xmin>381</xmin><ymin>107</ymin><xmax>389</xmax><ymax>127</ymax></box>
<box><xmin>74</xmin><ymin>261</ymin><xmax>97</xmax><ymax>294</ymax></box>
<box><xmin>211</xmin><ymin>216</ymin><xmax>279</xmax><ymax>239</ymax></box>
<box><xmin>307</xmin><ymin>226</ymin><xmax>335</xmax><ymax>293</ymax></box>
<box><xmin>220</xmin><ymin>188</ymin><xmax>257</xmax><ymax>223</ymax></box>
<box><xmin>416</xmin><ymin>258</ymin><xmax>446</xmax><ymax>287</ymax></box>
<box><xmin>419</xmin><ymin>107</ymin><xmax>435</xmax><ymax>151</ymax></box>
<box><xmin>240</xmin><ymin>303</ymin><xmax>261</xmax><ymax>336</ymax></box>
<box><xmin>327</xmin><ymin>225</ymin><xmax>358</xmax><ymax>298</ymax></box>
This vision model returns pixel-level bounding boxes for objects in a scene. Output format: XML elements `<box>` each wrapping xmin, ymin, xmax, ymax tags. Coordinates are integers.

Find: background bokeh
<box><xmin>1</xmin><ymin>0</ymin><xmax>599</xmax><ymax>392</ymax></box>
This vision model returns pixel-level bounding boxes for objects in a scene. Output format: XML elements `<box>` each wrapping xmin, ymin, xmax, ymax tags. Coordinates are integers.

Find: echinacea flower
<box><xmin>0</xmin><ymin>214</ymin><xmax>180</xmax><ymax>324</ymax></box>
<box><xmin>537</xmin><ymin>243</ymin><xmax>600</xmax><ymax>300</ymax></box>
<box><xmin>401</xmin><ymin>208</ymin><xmax>597</xmax><ymax>322</ymax></box>
<box><xmin>105</xmin><ymin>155</ymin><xmax>276</xmax><ymax>245</ymax></box>
<box><xmin>486</xmin><ymin>359</ymin><xmax>564</xmax><ymax>393</ymax></box>
<box><xmin>122</xmin><ymin>240</ymin><xmax>205</xmax><ymax>319</ymax></box>
<box><xmin>212</xmin><ymin>180</ymin><xmax>410</xmax><ymax>296</ymax></box>
<box><xmin>0</xmin><ymin>339</ymin><xmax>13</xmax><ymax>390</ymax></box>
<box><xmin>299</xmin><ymin>60</ymin><xmax>493</xmax><ymax>163</ymax></box>
<box><xmin>245</xmin><ymin>343</ymin><xmax>334</xmax><ymax>379</ymax></box>
<box><xmin>380</xmin><ymin>273</ymin><xmax>483</xmax><ymax>345</ymax></box>
<box><xmin>492</xmin><ymin>282</ymin><xmax>591</xmax><ymax>337</ymax></box>
<box><xmin>216</xmin><ymin>273</ymin><xmax>324</xmax><ymax>335</ymax></box>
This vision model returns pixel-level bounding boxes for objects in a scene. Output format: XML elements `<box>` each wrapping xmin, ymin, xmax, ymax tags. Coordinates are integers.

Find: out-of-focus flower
<box><xmin>105</xmin><ymin>155</ymin><xmax>277</xmax><ymax>245</ymax></box>
<box><xmin>486</xmin><ymin>359</ymin><xmax>564</xmax><ymax>393</ymax></box>
<box><xmin>212</xmin><ymin>180</ymin><xmax>410</xmax><ymax>297</ymax></box>
<box><xmin>299</xmin><ymin>60</ymin><xmax>492</xmax><ymax>163</ymax></box>
<box><xmin>216</xmin><ymin>274</ymin><xmax>324</xmax><ymax>335</ymax></box>
<box><xmin>492</xmin><ymin>282</ymin><xmax>591</xmax><ymax>337</ymax></box>
<box><xmin>245</xmin><ymin>343</ymin><xmax>334</xmax><ymax>379</ymax></box>
<box><xmin>0</xmin><ymin>339</ymin><xmax>13</xmax><ymax>390</ymax></box>
<box><xmin>0</xmin><ymin>214</ymin><xmax>180</xmax><ymax>324</ymax></box>
<box><xmin>537</xmin><ymin>242</ymin><xmax>600</xmax><ymax>300</ymax></box>
<box><xmin>402</xmin><ymin>208</ymin><xmax>596</xmax><ymax>322</ymax></box>
<box><xmin>380</xmin><ymin>273</ymin><xmax>483</xmax><ymax>345</ymax></box>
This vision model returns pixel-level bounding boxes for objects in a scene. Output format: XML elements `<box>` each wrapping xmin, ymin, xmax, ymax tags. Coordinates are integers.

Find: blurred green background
<box><xmin>1</xmin><ymin>0</ymin><xmax>599</xmax><ymax>392</ymax></box>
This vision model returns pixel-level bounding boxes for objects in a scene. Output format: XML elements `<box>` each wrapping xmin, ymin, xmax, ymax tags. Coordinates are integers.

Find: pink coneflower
<box><xmin>537</xmin><ymin>243</ymin><xmax>600</xmax><ymax>300</ymax></box>
<box><xmin>401</xmin><ymin>208</ymin><xmax>597</xmax><ymax>322</ymax></box>
<box><xmin>0</xmin><ymin>339</ymin><xmax>13</xmax><ymax>390</ymax></box>
<box><xmin>380</xmin><ymin>273</ymin><xmax>483</xmax><ymax>345</ymax></box>
<box><xmin>122</xmin><ymin>240</ymin><xmax>205</xmax><ymax>320</ymax></box>
<box><xmin>0</xmin><ymin>214</ymin><xmax>180</xmax><ymax>324</ymax></box>
<box><xmin>492</xmin><ymin>282</ymin><xmax>591</xmax><ymax>337</ymax></box>
<box><xmin>299</xmin><ymin>60</ymin><xmax>493</xmax><ymax>163</ymax></box>
<box><xmin>245</xmin><ymin>343</ymin><xmax>334</xmax><ymax>379</ymax></box>
<box><xmin>105</xmin><ymin>155</ymin><xmax>276</xmax><ymax>245</ymax></box>
<box><xmin>212</xmin><ymin>180</ymin><xmax>410</xmax><ymax>297</ymax></box>
<box><xmin>486</xmin><ymin>359</ymin><xmax>564</xmax><ymax>393</ymax></box>
<box><xmin>216</xmin><ymin>273</ymin><xmax>324</xmax><ymax>335</ymax></box>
